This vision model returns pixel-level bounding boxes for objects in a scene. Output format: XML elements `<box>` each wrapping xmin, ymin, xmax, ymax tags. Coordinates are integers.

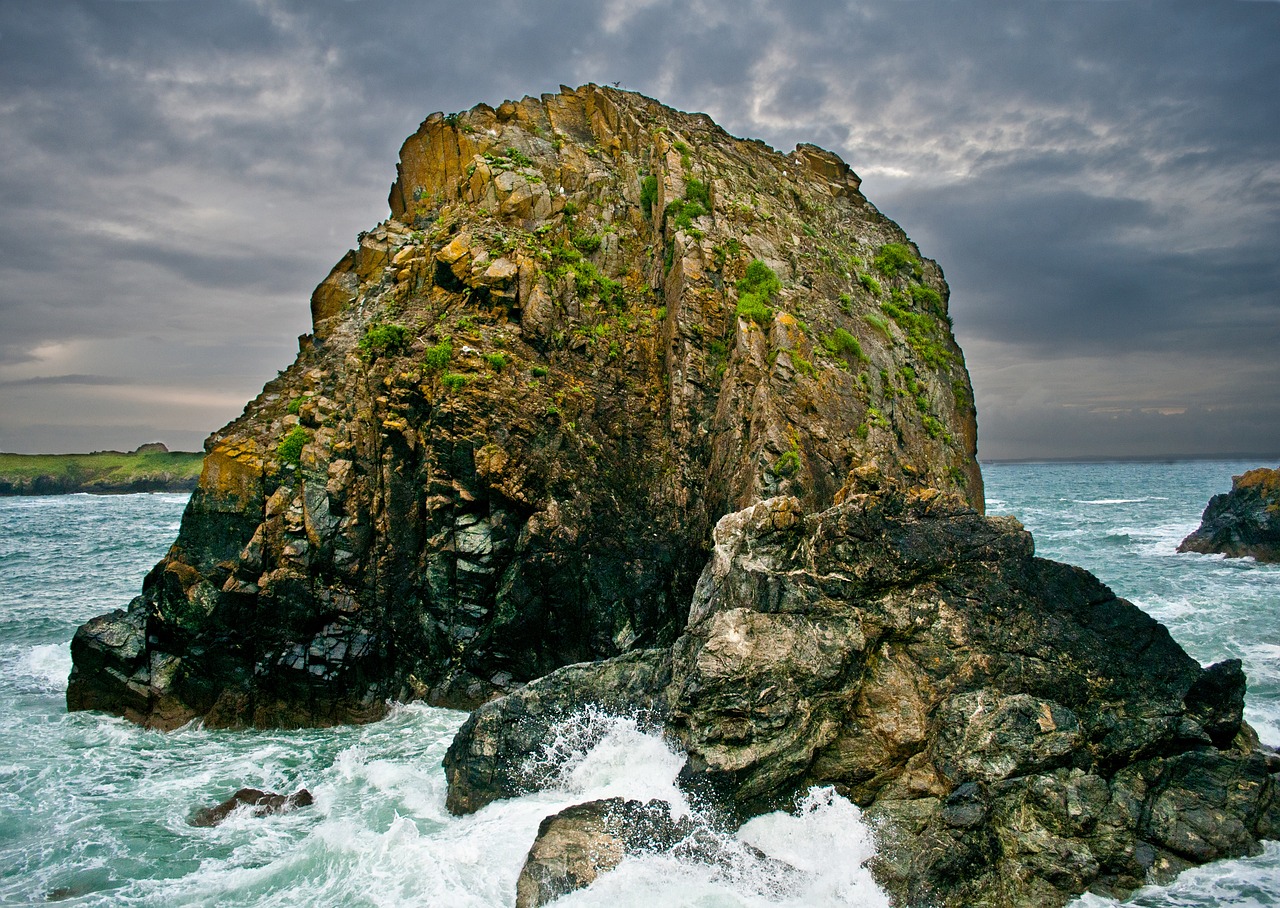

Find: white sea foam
<box><xmin>1071</xmin><ymin>497</ymin><xmax>1168</xmax><ymax>505</ymax></box>
<box><xmin>13</xmin><ymin>642</ymin><xmax>72</xmax><ymax>692</ymax></box>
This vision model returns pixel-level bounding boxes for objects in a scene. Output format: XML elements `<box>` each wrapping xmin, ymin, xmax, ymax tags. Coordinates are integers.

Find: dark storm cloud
<box><xmin>0</xmin><ymin>0</ymin><xmax>1277</xmax><ymax>459</ymax></box>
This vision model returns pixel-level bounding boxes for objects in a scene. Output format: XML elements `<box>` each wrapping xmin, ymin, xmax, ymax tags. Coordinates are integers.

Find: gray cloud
<box><xmin>0</xmin><ymin>0</ymin><xmax>1277</xmax><ymax>460</ymax></box>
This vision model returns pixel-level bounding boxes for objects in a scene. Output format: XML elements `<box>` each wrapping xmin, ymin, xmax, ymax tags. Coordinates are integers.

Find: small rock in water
<box><xmin>515</xmin><ymin>797</ymin><xmax>797</xmax><ymax>908</ymax></box>
<box><xmin>1178</xmin><ymin>466</ymin><xmax>1280</xmax><ymax>562</ymax></box>
<box><xmin>188</xmin><ymin>787</ymin><xmax>313</xmax><ymax>827</ymax></box>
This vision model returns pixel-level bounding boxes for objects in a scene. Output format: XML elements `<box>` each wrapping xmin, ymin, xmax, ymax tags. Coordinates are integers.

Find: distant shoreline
<box><xmin>982</xmin><ymin>453</ymin><xmax>1280</xmax><ymax>466</ymax></box>
<box><xmin>0</xmin><ymin>447</ymin><xmax>203</xmax><ymax>496</ymax></box>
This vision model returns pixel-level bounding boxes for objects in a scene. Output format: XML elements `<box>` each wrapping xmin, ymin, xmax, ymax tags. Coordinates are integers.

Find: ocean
<box><xmin>0</xmin><ymin>460</ymin><xmax>1276</xmax><ymax>906</ymax></box>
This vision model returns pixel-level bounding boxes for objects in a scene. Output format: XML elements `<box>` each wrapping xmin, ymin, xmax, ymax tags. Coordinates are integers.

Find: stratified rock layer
<box><xmin>68</xmin><ymin>84</ymin><xmax>981</xmax><ymax>728</ymax></box>
<box><xmin>1178</xmin><ymin>467</ymin><xmax>1280</xmax><ymax>562</ymax></box>
<box><xmin>444</xmin><ymin>490</ymin><xmax>1279</xmax><ymax>908</ymax></box>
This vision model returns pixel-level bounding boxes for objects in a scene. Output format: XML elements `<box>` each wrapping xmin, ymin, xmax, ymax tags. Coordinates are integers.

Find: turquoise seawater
<box><xmin>0</xmin><ymin>460</ymin><xmax>1276</xmax><ymax>906</ymax></box>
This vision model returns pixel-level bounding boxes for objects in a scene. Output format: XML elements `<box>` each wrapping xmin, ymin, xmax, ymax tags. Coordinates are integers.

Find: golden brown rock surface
<box><xmin>69</xmin><ymin>84</ymin><xmax>981</xmax><ymax>729</ymax></box>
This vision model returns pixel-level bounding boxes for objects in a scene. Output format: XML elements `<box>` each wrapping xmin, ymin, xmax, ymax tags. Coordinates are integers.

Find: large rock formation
<box><xmin>68</xmin><ymin>84</ymin><xmax>981</xmax><ymax>729</ymax></box>
<box><xmin>444</xmin><ymin>487</ymin><xmax>1280</xmax><ymax>907</ymax></box>
<box><xmin>1178</xmin><ymin>467</ymin><xmax>1280</xmax><ymax>562</ymax></box>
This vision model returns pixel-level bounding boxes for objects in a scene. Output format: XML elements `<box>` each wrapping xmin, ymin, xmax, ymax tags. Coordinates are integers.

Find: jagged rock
<box><xmin>443</xmin><ymin>649</ymin><xmax>670</xmax><ymax>815</ymax></box>
<box><xmin>1178</xmin><ymin>466</ymin><xmax>1280</xmax><ymax>562</ymax></box>
<box><xmin>188</xmin><ymin>787</ymin><xmax>313</xmax><ymax>827</ymax></box>
<box><xmin>68</xmin><ymin>84</ymin><xmax>981</xmax><ymax>729</ymax></box>
<box><xmin>443</xmin><ymin>490</ymin><xmax>1279</xmax><ymax>907</ymax></box>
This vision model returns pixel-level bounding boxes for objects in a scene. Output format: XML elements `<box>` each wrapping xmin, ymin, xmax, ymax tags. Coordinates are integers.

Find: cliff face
<box><xmin>1178</xmin><ymin>467</ymin><xmax>1280</xmax><ymax>562</ymax></box>
<box><xmin>68</xmin><ymin>84</ymin><xmax>981</xmax><ymax>729</ymax></box>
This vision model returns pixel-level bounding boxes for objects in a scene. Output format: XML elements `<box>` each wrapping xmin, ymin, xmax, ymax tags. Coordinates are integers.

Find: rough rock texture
<box><xmin>514</xmin><ymin>797</ymin><xmax>797</xmax><ymax>908</ymax></box>
<box><xmin>1178</xmin><ymin>467</ymin><xmax>1280</xmax><ymax>562</ymax></box>
<box><xmin>68</xmin><ymin>84</ymin><xmax>981</xmax><ymax>729</ymax></box>
<box><xmin>188</xmin><ymin>787</ymin><xmax>313</xmax><ymax>827</ymax></box>
<box><xmin>443</xmin><ymin>648</ymin><xmax>669</xmax><ymax>815</ymax></box>
<box><xmin>515</xmin><ymin>799</ymin><xmax>685</xmax><ymax>908</ymax></box>
<box><xmin>445</xmin><ymin>490</ymin><xmax>1280</xmax><ymax>907</ymax></box>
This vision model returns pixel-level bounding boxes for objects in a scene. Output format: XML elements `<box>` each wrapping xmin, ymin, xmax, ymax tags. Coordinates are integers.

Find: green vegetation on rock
<box><xmin>821</xmin><ymin>327</ymin><xmax>864</xmax><ymax>362</ymax></box>
<box><xmin>873</xmin><ymin>242</ymin><xmax>919</xmax><ymax>278</ymax></box>
<box><xmin>735</xmin><ymin>259</ymin><xmax>781</xmax><ymax>326</ymax></box>
<box><xmin>276</xmin><ymin>426</ymin><xmax>309</xmax><ymax>467</ymax></box>
<box><xmin>359</xmin><ymin>323</ymin><xmax>411</xmax><ymax>361</ymax></box>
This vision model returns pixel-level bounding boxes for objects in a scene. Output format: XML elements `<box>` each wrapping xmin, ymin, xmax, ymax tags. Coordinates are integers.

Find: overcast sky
<box><xmin>1</xmin><ymin>0</ymin><xmax>1277</xmax><ymax>461</ymax></box>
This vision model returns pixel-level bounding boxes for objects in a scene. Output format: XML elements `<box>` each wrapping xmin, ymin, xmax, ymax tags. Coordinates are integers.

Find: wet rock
<box><xmin>515</xmin><ymin>797</ymin><xmax>797</xmax><ymax>908</ymax></box>
<box><xmin>443</xmin><ymin>649</ymin><xmax>670</xmax><ymax>815</ymax></box>
<box><xmin>445</xmin><ymin>490</ymin><xmax>1279</xmax><ymax>907</ymax></box>
<box><xmin>1178</xmin><ymin>466</ymin><xmax>1280</xmax><ymax>562</ymax></box>
<box><xmin>188</xmin><ymin>787</ymin><xmax>313</xmax><ymax>827</ymax></box>
<box><xmin>515</xmin><ymin>799</ymin><xmax>681</xmax><ymax>907</ymax></box>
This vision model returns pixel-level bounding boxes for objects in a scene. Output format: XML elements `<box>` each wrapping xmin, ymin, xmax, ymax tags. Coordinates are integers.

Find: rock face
<box><xmin>444</xmin><ymin>489</ymin><xmax>1280</xmax><ymax>907</ymax></box>
<box><xmin>1178</xmin><ymin>467</ymin><xmax>1280</xmax><ymax>562</ymax></box>
<box><xmin>68</xmin><ymin>84</ymin><xmax>981</xmax><ymax>729</ymax></box>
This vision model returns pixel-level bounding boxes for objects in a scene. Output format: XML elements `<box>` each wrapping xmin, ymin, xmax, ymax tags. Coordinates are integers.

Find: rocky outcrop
<box><xmin>188</xmin><ymin>787</ymin><xmax>313</xmax><ymax>827</ymax></box>
<box><xmin>1178</xmin><ymin>467</ymin><xmax>1280</xmax><ymax>562</ymax></box>
<box><xmin>68</xmin><ymin>84</ymin><xmax>982</xmax><ymax>729</ymax></box>
<box><xmin>445</xmin><ymin>489</ymin><xmax>1280</xmax><ymax>907</ymax></box>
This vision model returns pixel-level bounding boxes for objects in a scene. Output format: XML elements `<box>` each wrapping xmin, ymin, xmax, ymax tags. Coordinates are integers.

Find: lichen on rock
<box><xmin>68</xmin><ymin>84</ymin><xmax>981</xmax><ymax>729</ymax></box>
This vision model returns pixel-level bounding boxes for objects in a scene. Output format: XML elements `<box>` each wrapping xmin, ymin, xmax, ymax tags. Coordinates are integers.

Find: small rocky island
<box><xmin>66</xmin><ymin>86</ymin><xmax>1277</xmax><ymax>906</ymax></box>
<box><xmin>1179</xmin><ymin>466</ymin><xmax>1280</xmax><ymax>562</ymax></box>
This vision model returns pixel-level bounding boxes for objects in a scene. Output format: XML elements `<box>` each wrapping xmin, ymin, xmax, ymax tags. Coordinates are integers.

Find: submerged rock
<box><xmin>445</xmin><ymin>489</ymin><xmax>1279</xmax><ymax>907</ymax></box>
<box><xmin>188</xmin><ymin>787</ymin><xmax>313</xmax><ymax>827</ymax></box>
<box><xmin>68</xmin><ymin>84</ymin><xmax>981</xmax><ymax>729</ymax></box>
<box><xmin>1178</xmin><ymin>466</ymin><xmax>1280</xmax><ymax>562</ymax></box>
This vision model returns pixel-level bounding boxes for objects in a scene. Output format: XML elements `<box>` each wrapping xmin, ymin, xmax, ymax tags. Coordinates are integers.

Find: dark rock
<box><xmin>68</xmin><ymin>83</ymin><xmax>982</xmax><ymax>729</ymax></box>
<box><xmin>445</xmin><ymin>490</ymin><xmax>1279</xmax><ymax>907</ymax></box>
<box><xmin>444</xmin><ymin>649</ymin><xmax>670</xmax><ymax>815</ymax></box>
<box><xmin>188</xmin><ymin>787</ymin><xmax>313</xmax><ymax>827</ymax></box>
<box><xmin>1179</xmin><ymin>467</ymin><xmax>1280</xmax><ymax>562</ymax></box>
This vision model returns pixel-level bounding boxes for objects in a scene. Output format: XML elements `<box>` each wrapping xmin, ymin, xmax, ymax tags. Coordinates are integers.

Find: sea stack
<box><xmin>68</xmin><ymin>84</ymin><xmax>979</xmax><ymax>729</ymax></box>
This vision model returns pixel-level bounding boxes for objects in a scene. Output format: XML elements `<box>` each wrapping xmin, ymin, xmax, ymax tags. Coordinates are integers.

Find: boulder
<box><xmin>515</xmin><ymin>797</ymin><xmax>798</xmax><ymax>908</ymax></box>
<box><xmin>515</xmin><ymin>799</ymin><xmax>684</xmax><ymax>908</ymax></box>
<box><xmin>443</xmin><ymin>649</ymin><xmax>670</xmax><ymax>815</ymax></box>
<box><xmin>1178</xmin><ymin>466</ymin><xmax>1280</xmax><ymax>562</ymax></box>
